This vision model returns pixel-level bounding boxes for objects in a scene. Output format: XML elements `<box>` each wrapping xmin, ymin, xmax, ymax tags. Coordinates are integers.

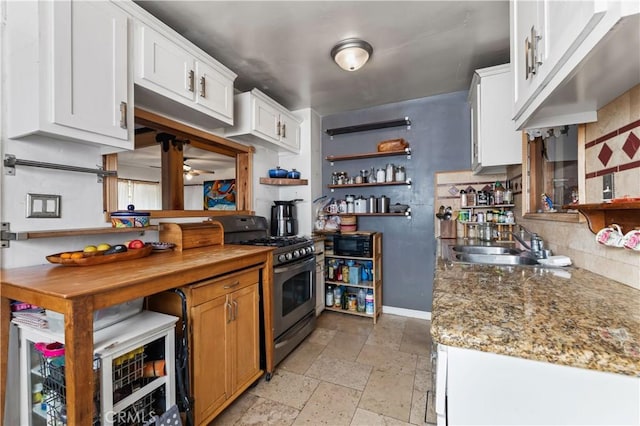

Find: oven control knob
<box><xmin>310</xmin><ymin>246</ymin><xmax>315</xmax><ymax>253</ymax></box>
<box><xmin>278</xmin><ymin>254</ymin><xmax>286</xmax><ymax>263</ymax></box>
<box><xmin>285</xmin><ymin>252</ymin><xmax>292</xmax><ymax>261</ymax></box>
<box><xmin>305</xmin><ymin>247</ymin><xmax>312</xmax><ymax>255</ymax></box>
<box><xmin>293</xmin><ymin>249</ymin><xmax>300</xmax><ymax>258</ymax></box>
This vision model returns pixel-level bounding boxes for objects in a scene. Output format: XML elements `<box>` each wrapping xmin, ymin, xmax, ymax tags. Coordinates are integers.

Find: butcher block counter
<box><xmin>0</xmin><ymin>244</ymin><xmax>274</xmax><ymax>425</ymax></box>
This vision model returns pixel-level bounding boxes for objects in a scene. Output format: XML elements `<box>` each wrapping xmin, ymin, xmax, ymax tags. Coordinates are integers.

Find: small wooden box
<box><xmin>439</xmin><ymin>219</ymin><xmax>457</xmax><ymax>239</ymax></box>
<box><xmin>159</xmin><ymin>221</ymin><xmax>224</xmax><ymax>251</ymax></box>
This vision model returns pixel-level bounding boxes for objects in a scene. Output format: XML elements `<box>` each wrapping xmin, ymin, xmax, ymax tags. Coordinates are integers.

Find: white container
<box><xmin>46</xmin><ymin>298</ymin><xmax>144</xmax><ymax>333</ymax></box>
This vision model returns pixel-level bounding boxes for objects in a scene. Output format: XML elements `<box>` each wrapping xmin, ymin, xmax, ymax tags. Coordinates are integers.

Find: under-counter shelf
<box><xmin>326</xmin><ymin>148</ymin><xmax>411</xmax><ymax>163</ymax></box>
<box><xmin>563</xmin><ymin>201</ymin><xmax>640</xmax><ymax>234</ymax></box>
<box><xmin>259</xmin><ymin>177</ymin><xmax>309</xmax><ymax>186</ymax></box>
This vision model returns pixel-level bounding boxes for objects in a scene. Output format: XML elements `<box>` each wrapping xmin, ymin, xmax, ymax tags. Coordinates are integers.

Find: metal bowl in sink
<box><xmin>452</xmin><ymin>245</ymin><xmax>522</xmax><ymax>255</ymax></box>
<box><xmin>454</xmin><ymin>253</ymin><xmax>540</xmax><ymax>266</ymax></box>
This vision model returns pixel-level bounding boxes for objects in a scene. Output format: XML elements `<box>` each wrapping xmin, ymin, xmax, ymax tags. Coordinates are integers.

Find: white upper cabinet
<box><xmin>6</xmin><ymin>0</ymin><xmax>133</xmax><ymax>152</ymax></box>
<box><xmin>511</xmin><ymin>0</ymin><xmax>640</xmax><ymax>130</ymax></box>
<box><xmin>469</xmin><ymin>64</ymin><xmax>522</xmax><ymax>175</ymax></box>
<box><xmin>226</xmin><ymin>89</ymin><xmax>301</xmax><ymax>153</ymax></box>
<box><xmin>132</xmin><ymin>19</ymin><xmax>235</xmax><ymax>129</ymax></box>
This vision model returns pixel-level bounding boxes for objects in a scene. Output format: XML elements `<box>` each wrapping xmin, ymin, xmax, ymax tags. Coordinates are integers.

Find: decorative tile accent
<box><xmin>622</xmin><ymin>132</ymin><xmax>640</xmax><ymax>159</ymax></box>
<box><xmin>448</xmin><ymin>186</ymin><xmax>459</xmax><ymax>196</ymax></box>
<box><xmin>598</xmin><ymin>143</ymin><xmax>613</xmax><ymax>166</ymax></box>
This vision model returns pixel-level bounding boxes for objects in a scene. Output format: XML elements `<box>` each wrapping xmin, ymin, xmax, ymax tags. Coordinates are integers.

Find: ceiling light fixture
<box><xmin>331</xmin><ymin>38</ymin><xmax>373</xmax><ymax>72</ymax></box>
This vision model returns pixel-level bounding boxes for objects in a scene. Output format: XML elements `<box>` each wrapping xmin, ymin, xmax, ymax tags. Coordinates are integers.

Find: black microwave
<box><xmin>333</xmin><ymin>234</ymin><xmax>373</xmax><ymax>258</ymax></box>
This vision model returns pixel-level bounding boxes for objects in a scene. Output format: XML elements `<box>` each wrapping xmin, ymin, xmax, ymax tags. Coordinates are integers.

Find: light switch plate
<box><xmin>27</xmin><ymin>194</ymin><xmax>61</xmax><ymax>218</ymax></box>
<box><xmin>602</xmin><ymin>174</ymin><xmax>615</xmax><ymax>201</ymax></box>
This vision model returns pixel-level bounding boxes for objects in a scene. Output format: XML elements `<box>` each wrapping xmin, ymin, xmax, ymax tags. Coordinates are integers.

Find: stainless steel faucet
<box><xmin>504</xmin><ymin>225</ymin><xmax>547</xmax><ymax>258</ymax></box>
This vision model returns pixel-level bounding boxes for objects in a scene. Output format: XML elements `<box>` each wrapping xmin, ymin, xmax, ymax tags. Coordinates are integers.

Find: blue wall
<box><xmin>321</xmin><ymin>91</ymin><xmax>471</xmax><ymax>312</ymax></box>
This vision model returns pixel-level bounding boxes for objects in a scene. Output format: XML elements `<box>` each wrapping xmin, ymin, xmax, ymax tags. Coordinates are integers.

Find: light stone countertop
<box><xmin>431</xmin><ymin>241</ymin><xmax>640</xmax><ymax>377</ymax></box>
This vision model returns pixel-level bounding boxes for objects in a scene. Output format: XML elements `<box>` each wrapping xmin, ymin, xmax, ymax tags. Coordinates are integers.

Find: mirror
<box><xmin>103</xmin><ymin>108</ymin><xmax>254</xmax><ymax>218</ymax></box>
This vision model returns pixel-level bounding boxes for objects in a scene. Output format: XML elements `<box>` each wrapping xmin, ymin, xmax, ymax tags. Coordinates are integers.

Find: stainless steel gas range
<box><xmin>215</xmin><ymin>215</ymin><xmax>317</xmax><ymax>370</ymax></box>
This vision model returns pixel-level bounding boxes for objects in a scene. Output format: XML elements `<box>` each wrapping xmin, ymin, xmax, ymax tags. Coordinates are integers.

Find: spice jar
<box><xmin>348</xmin><ymin>294</ymin><xmax>357</xmax><ymax>311</ymax></box>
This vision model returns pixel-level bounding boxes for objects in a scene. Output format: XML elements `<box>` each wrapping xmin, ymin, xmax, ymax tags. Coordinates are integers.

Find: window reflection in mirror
<box><xmin>102</xmin><ymin>108</ymin><xmax>253</xmax><ymax>217</ymax></box>
<box><xmin>117</xmin><ymin>139</ymin><xmax>236</xmax><ymax>210</ymax></box>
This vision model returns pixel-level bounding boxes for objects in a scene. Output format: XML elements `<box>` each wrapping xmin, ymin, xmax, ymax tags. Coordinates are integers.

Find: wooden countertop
<box><xmin>431</xmin><ymin>241</ymin><xmax>640</xmax><ymax>377</ymax></box>
<box><xmin>1</xmin><ymin>245</ymin><xmax>273</xmax><ymax>308</ymax></box>
<box><xmin>0</xmin><ymin>244</ymin><xmax>275</xmax><ymax>425</ymax></box>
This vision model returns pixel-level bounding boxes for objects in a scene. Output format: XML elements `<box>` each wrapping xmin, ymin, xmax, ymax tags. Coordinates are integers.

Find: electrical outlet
<box><xmin>27</xmin><ymin>194</ymin><xmax>61</xmax><ymax>218</ymax></box>
<box><xmin>602</xmin><ymin>174</ymin><xmax>615</xmax><ymax>201</ymax></box>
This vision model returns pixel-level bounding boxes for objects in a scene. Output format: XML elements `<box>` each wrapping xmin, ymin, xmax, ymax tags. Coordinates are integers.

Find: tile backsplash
<box><xmin>510</xmin><ymin>84</ymin><xmax>640</xmax><ymax>289</ymax></box>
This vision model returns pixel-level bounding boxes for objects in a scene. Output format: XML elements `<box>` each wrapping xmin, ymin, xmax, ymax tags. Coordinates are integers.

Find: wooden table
<box><xmin>0</xmin><ymin>245</ymin><xmax>274</xmax><ymax>425</ymax></box>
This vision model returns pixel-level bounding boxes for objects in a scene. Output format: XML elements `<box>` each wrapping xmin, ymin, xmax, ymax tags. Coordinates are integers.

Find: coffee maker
<box><xmin>271</xmin><ymin>199</ymin><xmax>301</xmax><ymax>236</ymax></box>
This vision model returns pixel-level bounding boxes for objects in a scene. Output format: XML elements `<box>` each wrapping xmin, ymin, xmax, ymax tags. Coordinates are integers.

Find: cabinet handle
<box><xmin>188</xmin><ymin>70</ymin><xmax>195</xmax><ymax>92</ymax></box>
<box><xmin>531</xmin><ymin>26</ymin><xmax>542</xmax><ymax>75</ymax></box>
<box><xmin>276</xmin><ymin>121</ymin><xmax>281</xmax><ymax>136</ymax></box>
<box><xmin>200</xmin><ymin>76</ymin><xmax>206</xmax><ymax>98</ymax></box>
<box><xmin>224</xmin><ymin>280</ymin><xmax>240</xmax><ymax>289</ymax></box>
<box><xmin>524</xmin><ymin>36</ymin><xmax>531</xmax><ymax>80</ymax></box>
<box><xmin>233</xmin><ymin>300</ymin><xmax>238</xmax><ymax>321</ymax></box>
<box><xmin>282</xmin><ymin>123</ymin><xmax>286</xmax><ymax>138</ymax></box>
<box><xmin>226</xmin><ymin>301</ymin><xmax>232</xmax><ymax>324</ymax></box>
<box><xmin>119</xmin><ymin>102</ymin><xmax>127</xmax><ymax>129</ymax></box>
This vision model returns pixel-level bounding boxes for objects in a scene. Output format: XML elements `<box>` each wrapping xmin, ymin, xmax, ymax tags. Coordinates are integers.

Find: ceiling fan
<box><xmin>183</xmin><ymin>157</ymin><xmax>216</xmax><ymax>180</ymax></box>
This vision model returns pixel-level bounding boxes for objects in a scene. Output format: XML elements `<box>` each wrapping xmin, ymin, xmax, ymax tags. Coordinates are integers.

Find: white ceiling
<box><xmin>134</xmin><ymin>0</ymin><xmax>511</xmax><ymax>116</ymax></box>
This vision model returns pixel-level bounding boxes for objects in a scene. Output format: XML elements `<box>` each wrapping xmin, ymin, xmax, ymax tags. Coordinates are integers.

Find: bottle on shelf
<box><xmin>365</xmin><ymin>289</ymin><xmax>374</xmax><ymax>315</ymax></box>
<box><xmin>504</xmin><ymin>180</ymin><xmax>513</xmax><ymax>204</ymax></box>
<box><xmin>357</xmin><ymin>288</ymin><xmax>366</xmax><ymax>313</ymax></box>
<box><xmin>460</xmin><ymin>189</ymin><xmax>468</xmax><ymax>207</ymax></box>
<box><xmin>494</xmin><ymin>181</ymin><xmax>505</xmax><ymax>205</ymax></box>
<box><xmin>333</xmin><ymin>286</ymin><xmax>342</xmax><ymax>308</ymax></box>
<box><xmin>326</xmin><ymin>284</ymin><xmax>334</xmax><ymax>307</ymax></box>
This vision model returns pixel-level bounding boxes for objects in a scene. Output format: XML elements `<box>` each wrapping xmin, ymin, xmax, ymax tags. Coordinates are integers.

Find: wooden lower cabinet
<box><xmin>148</xmin><ymin>267</ymin><xmax>262</xmax><ymax>425</ymax></box>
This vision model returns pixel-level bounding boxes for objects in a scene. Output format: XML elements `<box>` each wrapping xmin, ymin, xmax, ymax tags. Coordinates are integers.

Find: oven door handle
<box><xmin>274</xmin><ymin>256</ymin><xmax>315</xmax><ymax>274</ymax></box>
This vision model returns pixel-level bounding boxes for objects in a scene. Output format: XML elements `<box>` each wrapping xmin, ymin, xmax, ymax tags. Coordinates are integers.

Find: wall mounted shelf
<box><xmin>563</xmin><ymin>201</ymin><xmax>640</xmax><ymax>234</ymax></box>
<box><xmin>326</xmin><ymin>148</ymin><xmax>411</xmax><ymax>163</ymax></box>
<box><xmin>328</xmin><ymin>180</ymin><xmax>411</xmax><ymax>191</ymax></box>
<box><xmin>338</xmin><ymin>211</ymin><xmax>411</xmax><ymax>218</ymax></box>
<box><xmin>259</xmin><ymin>177</ymin><xmax>308</xmax><ymax>186</ymax></box>
<box><xmin>0</xmin><ymin>224</ymin><xmax>157</xmax><ymax>247</ymax></box>
<box><xmin>325</xmin><ymin>117</ymin><xmax>411</xmax><ymax>137</ymax></box>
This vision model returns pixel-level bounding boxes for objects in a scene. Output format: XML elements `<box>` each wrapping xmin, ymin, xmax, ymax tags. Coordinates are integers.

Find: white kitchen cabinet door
<box><xmin>469</xmin><ymin>64</ymin><xmax>521</xmax><ymax>174</ymax></box>
<box><xmin>6</xmin><ymin>0</ymin><xmax>133</xmax><ymax>150</ymax></box>
<box><xmin>445</xmin><ymin>345</ymin><xmax>640</xmax><ymax>425</ymax></box>
<box><xmin>278</xmin><ymin>110</ymin><xmax>301</xmax><ymax>152</ymax></box>
<box><xmin>511</xmin><ymin>0</ymin><xmax>545</xmax><ymax>113</ymax></box>
<box><xmin>53</xmin><ymin>1</ymin><xmax>129</xmax><ymax>140</ymax></box>
<box><xmin>137</xmin><ymin>23</ymin><xmax>195</xmax><ymax>103</ymax></box>
<box><xmin>195</xmin><ymin>61</ymin><xmax>234</xmax><ymax>122</ymax></box>
<box><xmin>252</xmin><ymin>97</ymin><xmax>281</xmax><ymax>144</ymax></box>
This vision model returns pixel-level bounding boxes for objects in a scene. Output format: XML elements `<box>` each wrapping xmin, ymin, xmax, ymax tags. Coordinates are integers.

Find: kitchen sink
<box><xmin>452</xmin><ymin>245</ymin><xmax>522</xmax><ymax>255</ymax></box>
<box><xmin>453</xmin><ymin>253</ymin><xmax>540</xmax><ymax>266</ymax></box>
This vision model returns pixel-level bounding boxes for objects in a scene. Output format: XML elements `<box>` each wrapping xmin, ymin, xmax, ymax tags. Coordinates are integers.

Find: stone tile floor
<box><xmin>211</xmin><ymin>312</ymin><xmax>436</xmax><ymax>425</ymax></box>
